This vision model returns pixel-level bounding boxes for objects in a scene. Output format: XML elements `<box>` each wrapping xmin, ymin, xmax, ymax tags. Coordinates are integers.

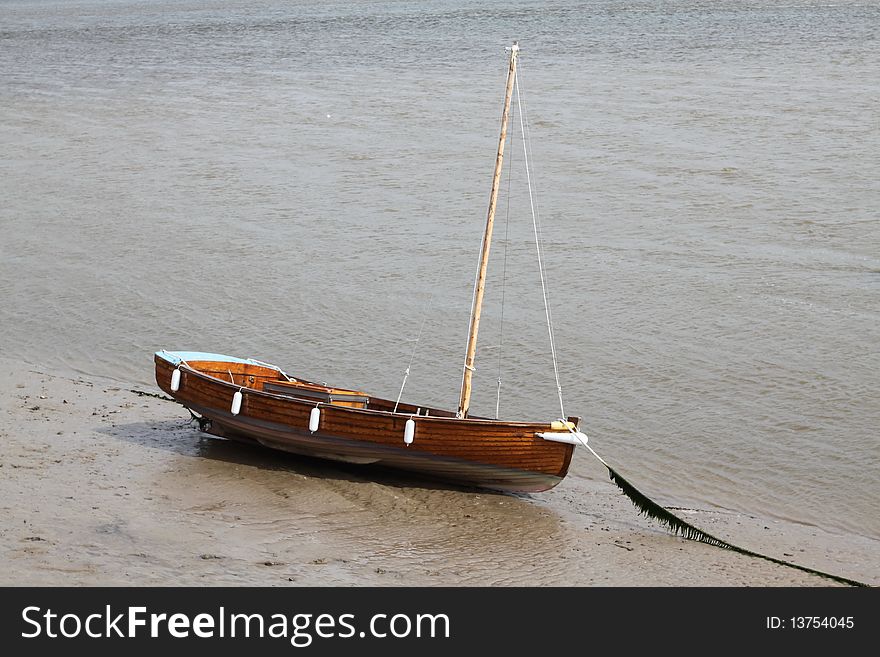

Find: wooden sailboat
<box><xmin>154</xmin><ymin>43</ymin><xmax>584</xmax><ymax>492</ymax></box>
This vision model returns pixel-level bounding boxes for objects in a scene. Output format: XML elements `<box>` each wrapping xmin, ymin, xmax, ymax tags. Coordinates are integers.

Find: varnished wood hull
<box><xmin>154</xmin><ymin>351</ymin><xmax>575</xmax><ymax>492</ymax></box>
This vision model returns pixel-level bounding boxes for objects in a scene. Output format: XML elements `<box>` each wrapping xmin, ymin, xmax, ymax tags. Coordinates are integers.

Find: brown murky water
<box><xmin>1</xmin><ymin>0</ymin><xmax>878</xmax><ymax>578</ymax></box>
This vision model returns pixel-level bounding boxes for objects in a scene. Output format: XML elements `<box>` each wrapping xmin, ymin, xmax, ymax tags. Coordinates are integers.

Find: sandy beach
<box><xmin>1</xmin><ymin>357</ymin><xmax>874</xmax><ymax>587</ymax></box>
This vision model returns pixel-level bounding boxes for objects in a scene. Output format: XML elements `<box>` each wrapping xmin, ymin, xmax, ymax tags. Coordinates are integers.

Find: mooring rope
<box><xmin>559</xmin><ymin>423</ymin><xmax>868</xmax><ymax>586</ymax></box>
<box><xmin>135</xmin><ymin>384</ymin><xmax>867</xmax><ymax>585</ymax></box>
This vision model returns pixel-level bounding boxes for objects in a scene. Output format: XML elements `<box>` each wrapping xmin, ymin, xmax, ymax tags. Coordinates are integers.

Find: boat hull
<box><xmin>154</xmin><ymin>351</ymin><xmax>575</xmax><ymax>493</ymax></box>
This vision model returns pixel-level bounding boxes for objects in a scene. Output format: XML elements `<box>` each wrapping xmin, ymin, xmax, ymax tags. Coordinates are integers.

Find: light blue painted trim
<box><xmin>155</xmin><ymin>350</ymin><xmax>253</xmax><ymax>366</ymax></box>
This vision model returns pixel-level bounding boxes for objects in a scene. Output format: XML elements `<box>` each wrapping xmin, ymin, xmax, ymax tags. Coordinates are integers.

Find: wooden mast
<box><xmin>458</xmin><ymin>42</ymin><xmax>519</xmax><ymax>419</ymax></box>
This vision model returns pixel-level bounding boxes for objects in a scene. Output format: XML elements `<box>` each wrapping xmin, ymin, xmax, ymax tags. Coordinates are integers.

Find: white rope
<box><xmin>560</xmin><ymin>420</ymin><xmax>609</xmax><ymax>467</ymax></box>
<box><xmin>162</xmin><ymin>350</ymin><xmax>193</xmax><ymax>374</ymax></box>
<box><xmin>514</xmin><ymin>66</ymin><xmax>566</xmax><ymax>420</ymax></box>
<box><xmin>247</xmin><ymin>357</ymin><xmax>293</xmax><ymax>381</ymax></box>
<box><xmin>394</xmin><ymin>267</ymin><xmax>445</xmax><ymax>414</ymax></box>
<box><xmin>393</xmin><ymin>367</ymin><xmax>411</xmax><ymax>414</ymax></box>
<box><xmin>517</xmin><ymin>67</ymin><xmax>559</xmax><ymax>350</ymax></box>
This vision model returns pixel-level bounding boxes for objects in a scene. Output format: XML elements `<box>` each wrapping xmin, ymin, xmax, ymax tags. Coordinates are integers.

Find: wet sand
<box><xmin>1</xmin><ymin>358</ymin><xmax>876</xmax><ymax>587</ymax></box>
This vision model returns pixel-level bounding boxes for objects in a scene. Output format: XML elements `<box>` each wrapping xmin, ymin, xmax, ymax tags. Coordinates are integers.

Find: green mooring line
<box><xmin>605</xmin><ymin>465</ymin><xmax>869</xmax><ymax>587</ymax></box>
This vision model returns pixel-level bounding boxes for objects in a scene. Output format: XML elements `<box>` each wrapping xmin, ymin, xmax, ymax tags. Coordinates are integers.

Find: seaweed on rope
<box><xmin>604</xmin><ymin>464</ymin><xmax>869</xmax><ymax>587</ymax></box>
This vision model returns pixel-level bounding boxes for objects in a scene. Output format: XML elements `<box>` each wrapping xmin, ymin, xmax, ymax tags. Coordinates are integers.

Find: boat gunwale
<box><xmin>155</xmin><ymin>352</ymin><xmax>577</xmax><ymax>432</ymax></box>
<box><xmin>169</xmin><ymin>362</ymin><xmax>569</xmax><ymax>431</ymax></box>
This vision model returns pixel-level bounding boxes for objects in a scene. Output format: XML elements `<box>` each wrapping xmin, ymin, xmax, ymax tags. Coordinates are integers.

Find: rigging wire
<box><xmin>514</xmin><ymin>65</ymin><xmax>566</xmax><ymax>420</ymax></box>
<box><xmin>393</xmin><ymin>264</ymin><xmax>446</xmax><ymax>413</ymax></box>
<box><xmin>495</xmin><ymin>81</ymin><xmax>516</xmax><ymax>420</ymax></box>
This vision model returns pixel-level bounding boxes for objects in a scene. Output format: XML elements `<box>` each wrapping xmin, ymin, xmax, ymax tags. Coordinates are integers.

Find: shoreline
<box><xmin>1</xmin><ymin>359</ymin><xmax>876</xmax><ymax>586</ymax></box>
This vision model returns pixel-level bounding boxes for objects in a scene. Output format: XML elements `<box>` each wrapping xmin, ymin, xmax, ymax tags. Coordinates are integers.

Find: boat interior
<box><xmin>168</xmin><ymin>353</ymin><xmax>458</xmax><ymax>418</ymax></box>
